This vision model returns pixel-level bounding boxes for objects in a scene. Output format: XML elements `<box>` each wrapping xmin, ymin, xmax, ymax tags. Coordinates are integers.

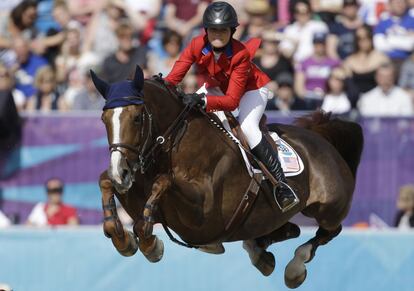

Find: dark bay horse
<box><xmin>92</xmin><ymin>66</ymin><xmax>363</xmax><ymax>288</ymax></box>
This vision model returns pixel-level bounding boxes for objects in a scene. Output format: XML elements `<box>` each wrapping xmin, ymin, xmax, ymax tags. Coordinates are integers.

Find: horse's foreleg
<box><xmin>243</xmin><ymin>222</ymin><xmax>300</xmax><ymax>277</ymax></box>
<box><xmin>132</xmin><ymin>174</ymin><xmax>171</xmax><ymax>263</ymax></box>
<box><xmin>284</xmin><ymin>225</ymin><xmax>342</xmax><ymax>289</ymax></box>
<box><xmin>99</xmin><ymin>172</ymin><xmax>138</xmax><ymax>257</ymax></box>
<box><xmin>142</xmin><ymin>174</ymin><xmax>171</xmax><ymax>237</ymax></box>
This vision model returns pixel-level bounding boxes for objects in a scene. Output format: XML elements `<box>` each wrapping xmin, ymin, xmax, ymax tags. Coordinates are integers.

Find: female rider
<box><xmin>165</xmin><ymin>1</ymin><xmax>298</xmax><ymax>211</ymax></box>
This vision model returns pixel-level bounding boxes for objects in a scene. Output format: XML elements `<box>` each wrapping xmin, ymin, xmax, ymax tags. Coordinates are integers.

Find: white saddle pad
<box><xmin>213</xmin><ymin>111</ymin><xmax>304</xmax><ymax>178</ymax></box>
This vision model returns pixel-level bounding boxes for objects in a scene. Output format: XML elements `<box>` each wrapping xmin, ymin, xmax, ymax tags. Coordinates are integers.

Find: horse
<box><xmin>92</xmin><ymin>66</ymin><xmax>364</xmax><ymax>288</ymax></box>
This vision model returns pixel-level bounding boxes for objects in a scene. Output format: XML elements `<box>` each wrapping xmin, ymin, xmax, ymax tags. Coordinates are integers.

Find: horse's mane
<box><xmin>294</xmin><ymin>110</ymin><xmax>364</xmax><ymax>178</ymax></box>
<box><xmin>147</xmin><ymin>75</ymin><xmax>184</xmax><ymax>101</ymax></box>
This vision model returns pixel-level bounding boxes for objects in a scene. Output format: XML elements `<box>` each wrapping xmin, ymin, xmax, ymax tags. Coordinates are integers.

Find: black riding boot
<box><xmin>251</xmin><ymin>136</ymin><xmax>299</xmax><ymax>212</ymax></box>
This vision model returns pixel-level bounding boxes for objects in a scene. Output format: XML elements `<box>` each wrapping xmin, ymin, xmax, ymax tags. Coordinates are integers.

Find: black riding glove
<box><xmin>182</xmin><ymin>93</ymin><xmax>206</xmax><ymax>108</ymax></box>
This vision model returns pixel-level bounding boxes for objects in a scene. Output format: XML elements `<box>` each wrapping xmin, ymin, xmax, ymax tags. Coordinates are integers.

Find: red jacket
<box><xmin>165</xmin><ymin>35</ymin><xmax>270</xmax><ymax>112</ymax></box>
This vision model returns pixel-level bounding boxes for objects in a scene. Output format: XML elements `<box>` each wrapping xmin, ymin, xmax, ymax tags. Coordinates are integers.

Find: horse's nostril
<box><xmin>122</xmin><ymin>169</ymin><xmax>129</xmax><ymax>180</ymax></box>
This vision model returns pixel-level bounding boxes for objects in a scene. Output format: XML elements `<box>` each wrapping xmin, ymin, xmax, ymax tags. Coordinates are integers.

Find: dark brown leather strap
<box><xmin>224</xmin><ymin>172</ymin><xmax>262</xmax><ymax>236</ymax></box>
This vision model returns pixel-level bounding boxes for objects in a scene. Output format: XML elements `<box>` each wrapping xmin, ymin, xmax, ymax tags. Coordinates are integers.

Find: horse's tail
<box><xmin>294</xmin><ymin>110</ymin><xmax>364</xmax><ymax>177</ymax></box>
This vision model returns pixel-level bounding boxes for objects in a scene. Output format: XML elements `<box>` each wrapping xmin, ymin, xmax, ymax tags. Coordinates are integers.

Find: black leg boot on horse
<box><xmin>251</xmin><ymin>136</ymin><xmax>299</xmax><ymax>212</ymax></box>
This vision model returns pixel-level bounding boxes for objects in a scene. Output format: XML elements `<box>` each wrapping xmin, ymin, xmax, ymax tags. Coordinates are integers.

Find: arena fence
<box><xmin>0</xmin><ymin>112</ymin><xmax>413</xmax><ymax>226</ymax></box>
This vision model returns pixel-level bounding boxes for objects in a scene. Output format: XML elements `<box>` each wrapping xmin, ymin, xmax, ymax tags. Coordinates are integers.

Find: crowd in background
<box><xmin>1</xmin><ymin>0</ymin><xmax>414</xmax><ymax>228</ymax></box>
<box><xmin>0</xmin><ymin>0</ymin><xmax>413</xmax><ymax>116</ymax></box>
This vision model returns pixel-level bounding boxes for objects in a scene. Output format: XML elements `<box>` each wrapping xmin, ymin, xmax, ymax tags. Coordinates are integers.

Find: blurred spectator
<box><xmin>0</xmin><ymin>0</ymin><xmax>38</xmax><ymax>66</ymax></box>
<box><xmin>148</xmin><ymin>29</ymin><xmax>182</xmax><ymax>76</ymax></box>
<box><xmin>321</xmin><ymin>67</ymin><xmax>352</xmax><ymax>114</ymax></box>
<box><xmin>82</xmin><ymin>0</ymin><xmax>129</xmax><ymax>63</ymax></box>
<box><xmin>101</xmin><ymin>21</ymin><xmax>147</xmax><ymax>83</ymax></box>
<box><xmin>55</xmin><ymin>23</ymin><xmax>98</xmax><ymax>88</ymax></box>
<box><xmin>294</xmin><ymin>32</ymin><xmax>340</xmax><ymax>109</ymax></box>
<box><xmin>11</xmin><ymin>37</ymin><xmax>49</xmax><ymax>100</ymax></box>
<box><xmin>279</xmin><ymin>0</ymin><xmax>328</xmax><ymax>62</ymax></box>
<box><xmin>358</xmin><ymin>0</ymin><xmax>387</xmax><ymax>26</ymax></box>
<box><xmin>0</xmin><ymin>81</ymin><xmax>22</xmax><ymax>152</ymax></box>
<box><xmin>0</xmin><ymin>63</ymin><xmax>25</xmax><ymax>111</ymax></box>
<box><xmin>237</xmin><ymin>0</ymin><xmax>273</xmax><ymax>41</ymax></box>
<box><xmin>164</xmin><ymin>0</ymin><xmax>210</xmax><ymax>41</ymax></box>
<box><xmin>123</xmin><ymin>0</ymin><xmax>162</xmax><ymax>44</ymax></box>
<box><xmin>398</xmin><ymin>49</ymin><xmax>414</xmax><ymax>100</ymax></box>
<box><xmin>26</xmin><ymin>66</ymin><xmax>66</xmax><ymax>112</ymax></box>
<box><xmin>327</xmin><ymin>0</ymin><xmax>363</xmax><ymax>60</ymax></box>
<box><xmin>8</xmin><ymin>0</ymin><xmax>38</xmax><ymax>40</ymax></box>
<box><xmin>36</xmin><ymin>0</ymin><xmax>79</xmax><ymax>66</ymax></box>
<box><xmin>394</xmin><ymin>184</ymin><xmax>414</xmax><ymax>229</ymax></box>
<box><xmin>35</xmin><ymin>0</ymin><xmax>58</xmax><ymax>34</ymax></box>
<box><xmin>310</xmin><ymin>0</ymin><xmax>343</xmax><ymax>26</ymax></box>
<box><xmin>66</xmin><ymin>0</ymin><xmax>97</xmax><ymax>25</ymax></box>
<box><xmin>27</xmin><ymin>177</ymin><xmax>79</xmax><ymax>226</ymax></box>
<box><xmin>253</xmin><ymin>30</ymin><xmax>294</xmax><ymax>82</ymax></box>
<box><xmin>344</xmin><ymin>25</ymin><xmax>389</xmax><ymax>95</ymax></box>
<box><xmin>373</xmin><ymin>0</ymin><xmax>414</xmax><ymax>71</ymax></box>
<box><xmin>0</xmin><ymin>202</ymin><xmax>11</xmax><ymax>227</ymax></box>
<box><xmin>72</xmin><ymin>72</ymin><xmax>105</xmax><ymax>110</ymax></box>
<box><xmin>357</xmin><ymin>62</ymin><xmax>414</xmax><ymax>116</ymax></box>
<box><xmin>266</xmin><ymin>73</ymin><xmax>308</xmax><ymax>111</ymax></box>
<box><xmin>181</xmin><ymin>73</ymin><xmax>199</xmax><ymax>94</ymax></box>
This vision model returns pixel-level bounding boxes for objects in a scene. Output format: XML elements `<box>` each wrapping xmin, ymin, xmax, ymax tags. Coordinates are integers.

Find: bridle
<box><xmin>106</xmin><ymin>90</ymin><xmax>192</xmax><ymax>178</ymax></box>
<box><xmin>106</xmin><ymin>96</ymin><xmax>154</xmax><ymax>178</ymax></box>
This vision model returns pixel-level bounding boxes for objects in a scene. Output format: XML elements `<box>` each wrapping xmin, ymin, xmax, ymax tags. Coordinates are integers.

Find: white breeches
<box><xmin>197</xmin><ymin>85</ymin><xmax>272</xmax><ymax>148</ymax></box>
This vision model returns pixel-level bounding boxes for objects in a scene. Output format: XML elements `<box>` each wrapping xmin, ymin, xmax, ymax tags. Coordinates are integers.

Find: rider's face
<box><xmin>207</xmin><ymin>27</ymin><xmax>231</xmax><ymax>49</ymax></box>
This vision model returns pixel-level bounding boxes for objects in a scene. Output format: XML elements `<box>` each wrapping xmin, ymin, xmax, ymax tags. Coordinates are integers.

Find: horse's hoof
<box><xmin>144</xmin><ymin>237</ymin><xmax>164</xmax><ymax>263</ymax></box>
<box><xmin>117</xmin><ymin>231</ymin><xmax>139</xmax><ymax>257</ymax></box>
<box><xmin>197</xmin><ymin>243</ymin><xmax>225</xmax><ymax>255</ymax></box>
<box><xmin>254</xmin><ymin>251</ymin><xmax>275</xmax><ymax>277</ymax></box>
<box><xmin>284</xmin><ymin>257</ymin><xmax>307</xmax><ymax>289</ymax></box>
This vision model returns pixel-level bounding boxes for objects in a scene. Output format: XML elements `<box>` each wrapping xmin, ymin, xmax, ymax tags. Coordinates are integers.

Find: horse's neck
<box><xmin>144</xmin><ymin>79</ymin><xmax>242</xmax><ymax>162</ymax></box>
<box><xmin>144</xmin><ymin>80</ymin><xmax>182</xmax><ymax>131</ymax></box>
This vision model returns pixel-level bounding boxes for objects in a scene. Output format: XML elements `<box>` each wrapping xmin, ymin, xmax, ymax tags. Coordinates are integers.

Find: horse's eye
<box><xmin>134</xmin><ymin>115</ymin><xmax>141</xmax><ymax>124</ymax></box>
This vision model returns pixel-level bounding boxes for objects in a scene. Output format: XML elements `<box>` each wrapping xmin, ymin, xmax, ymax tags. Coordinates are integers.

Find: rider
<box><xmin>164</xmin><ymin>1</ymin><xmax>298</xmax><ymax>211</ymax></box>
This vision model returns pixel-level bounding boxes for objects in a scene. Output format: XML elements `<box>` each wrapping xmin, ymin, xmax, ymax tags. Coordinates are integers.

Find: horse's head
<box><xmin>91</xmin><ymin>66</ymin><xmax>147</xmax><ymax>194</ymax></box>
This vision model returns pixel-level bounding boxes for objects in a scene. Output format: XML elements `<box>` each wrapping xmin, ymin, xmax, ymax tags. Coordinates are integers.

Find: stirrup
<box><xmin>273</xmin><ymin>181</ymin><xmax>299</xmax><ymax>213</ymax></box>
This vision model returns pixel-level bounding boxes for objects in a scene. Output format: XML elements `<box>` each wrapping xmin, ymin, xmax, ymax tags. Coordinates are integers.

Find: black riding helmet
<box><xmin>202</xmin><ymin>1</ymin><xmax>239</xmax><ymax>29</ymax></box>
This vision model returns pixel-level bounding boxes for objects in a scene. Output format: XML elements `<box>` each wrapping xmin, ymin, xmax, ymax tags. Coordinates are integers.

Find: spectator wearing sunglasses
<box><xmin>26</xmin><ymin>177</ymin><xmax>79</xmax><ymax>226</ymax></box>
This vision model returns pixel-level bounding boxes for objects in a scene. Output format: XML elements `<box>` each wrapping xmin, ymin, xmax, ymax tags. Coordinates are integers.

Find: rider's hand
<box><xmin>182</xmin><ymin>93</ymin><xmax>206</xmax><ymax>108</ymax></box>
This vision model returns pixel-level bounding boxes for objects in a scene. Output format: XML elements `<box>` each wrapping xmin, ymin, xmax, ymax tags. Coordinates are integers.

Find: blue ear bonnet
<box><xmin>90</xmin><ymin>65</ymin><xmax>145</xmax><ymax>110</ymax></box>
<box><xmin>103</xmin><ymin>81</ymin><xmax>144</xmax><ymax>110</ymax></box>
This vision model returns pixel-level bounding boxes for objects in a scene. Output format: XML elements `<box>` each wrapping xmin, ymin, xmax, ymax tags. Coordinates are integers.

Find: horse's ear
<box><xmin>90</xmin><ymin>69</ymin><xmax>109</xmax><ymax>99</ymax></box>
<box><xmin>132</xmin><ymin>65</ymin><xmax>144</xmax><ymax>91</ymax></box>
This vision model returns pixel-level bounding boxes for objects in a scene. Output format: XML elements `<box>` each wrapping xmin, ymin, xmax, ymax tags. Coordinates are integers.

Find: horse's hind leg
<box><xmin>284</xmin><ymin>225</ymin><xmax>342</xmax><ymax>289</ymax></box>
<box><xmin>243</xmin><ymin>222</ymin><xmax>300</xmax><ymax>276</ymax></box>
<box><xmin>100</xmin><ymin>172</ymin><xmax>138</xmax><ymax>257</ymax></box>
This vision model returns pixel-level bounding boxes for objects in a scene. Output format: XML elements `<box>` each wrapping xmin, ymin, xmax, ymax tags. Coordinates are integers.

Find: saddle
<box><xmin>223</xmin><ymin>112</ymin><xmax>281</xmax><ymax>186</ymax></box>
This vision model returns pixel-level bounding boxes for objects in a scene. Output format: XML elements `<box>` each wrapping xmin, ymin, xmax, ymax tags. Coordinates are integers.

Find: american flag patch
<box><xmin>282</xmin><ymin>156</ymin><xmax>300</xmax><ymax>171</ymax></box>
